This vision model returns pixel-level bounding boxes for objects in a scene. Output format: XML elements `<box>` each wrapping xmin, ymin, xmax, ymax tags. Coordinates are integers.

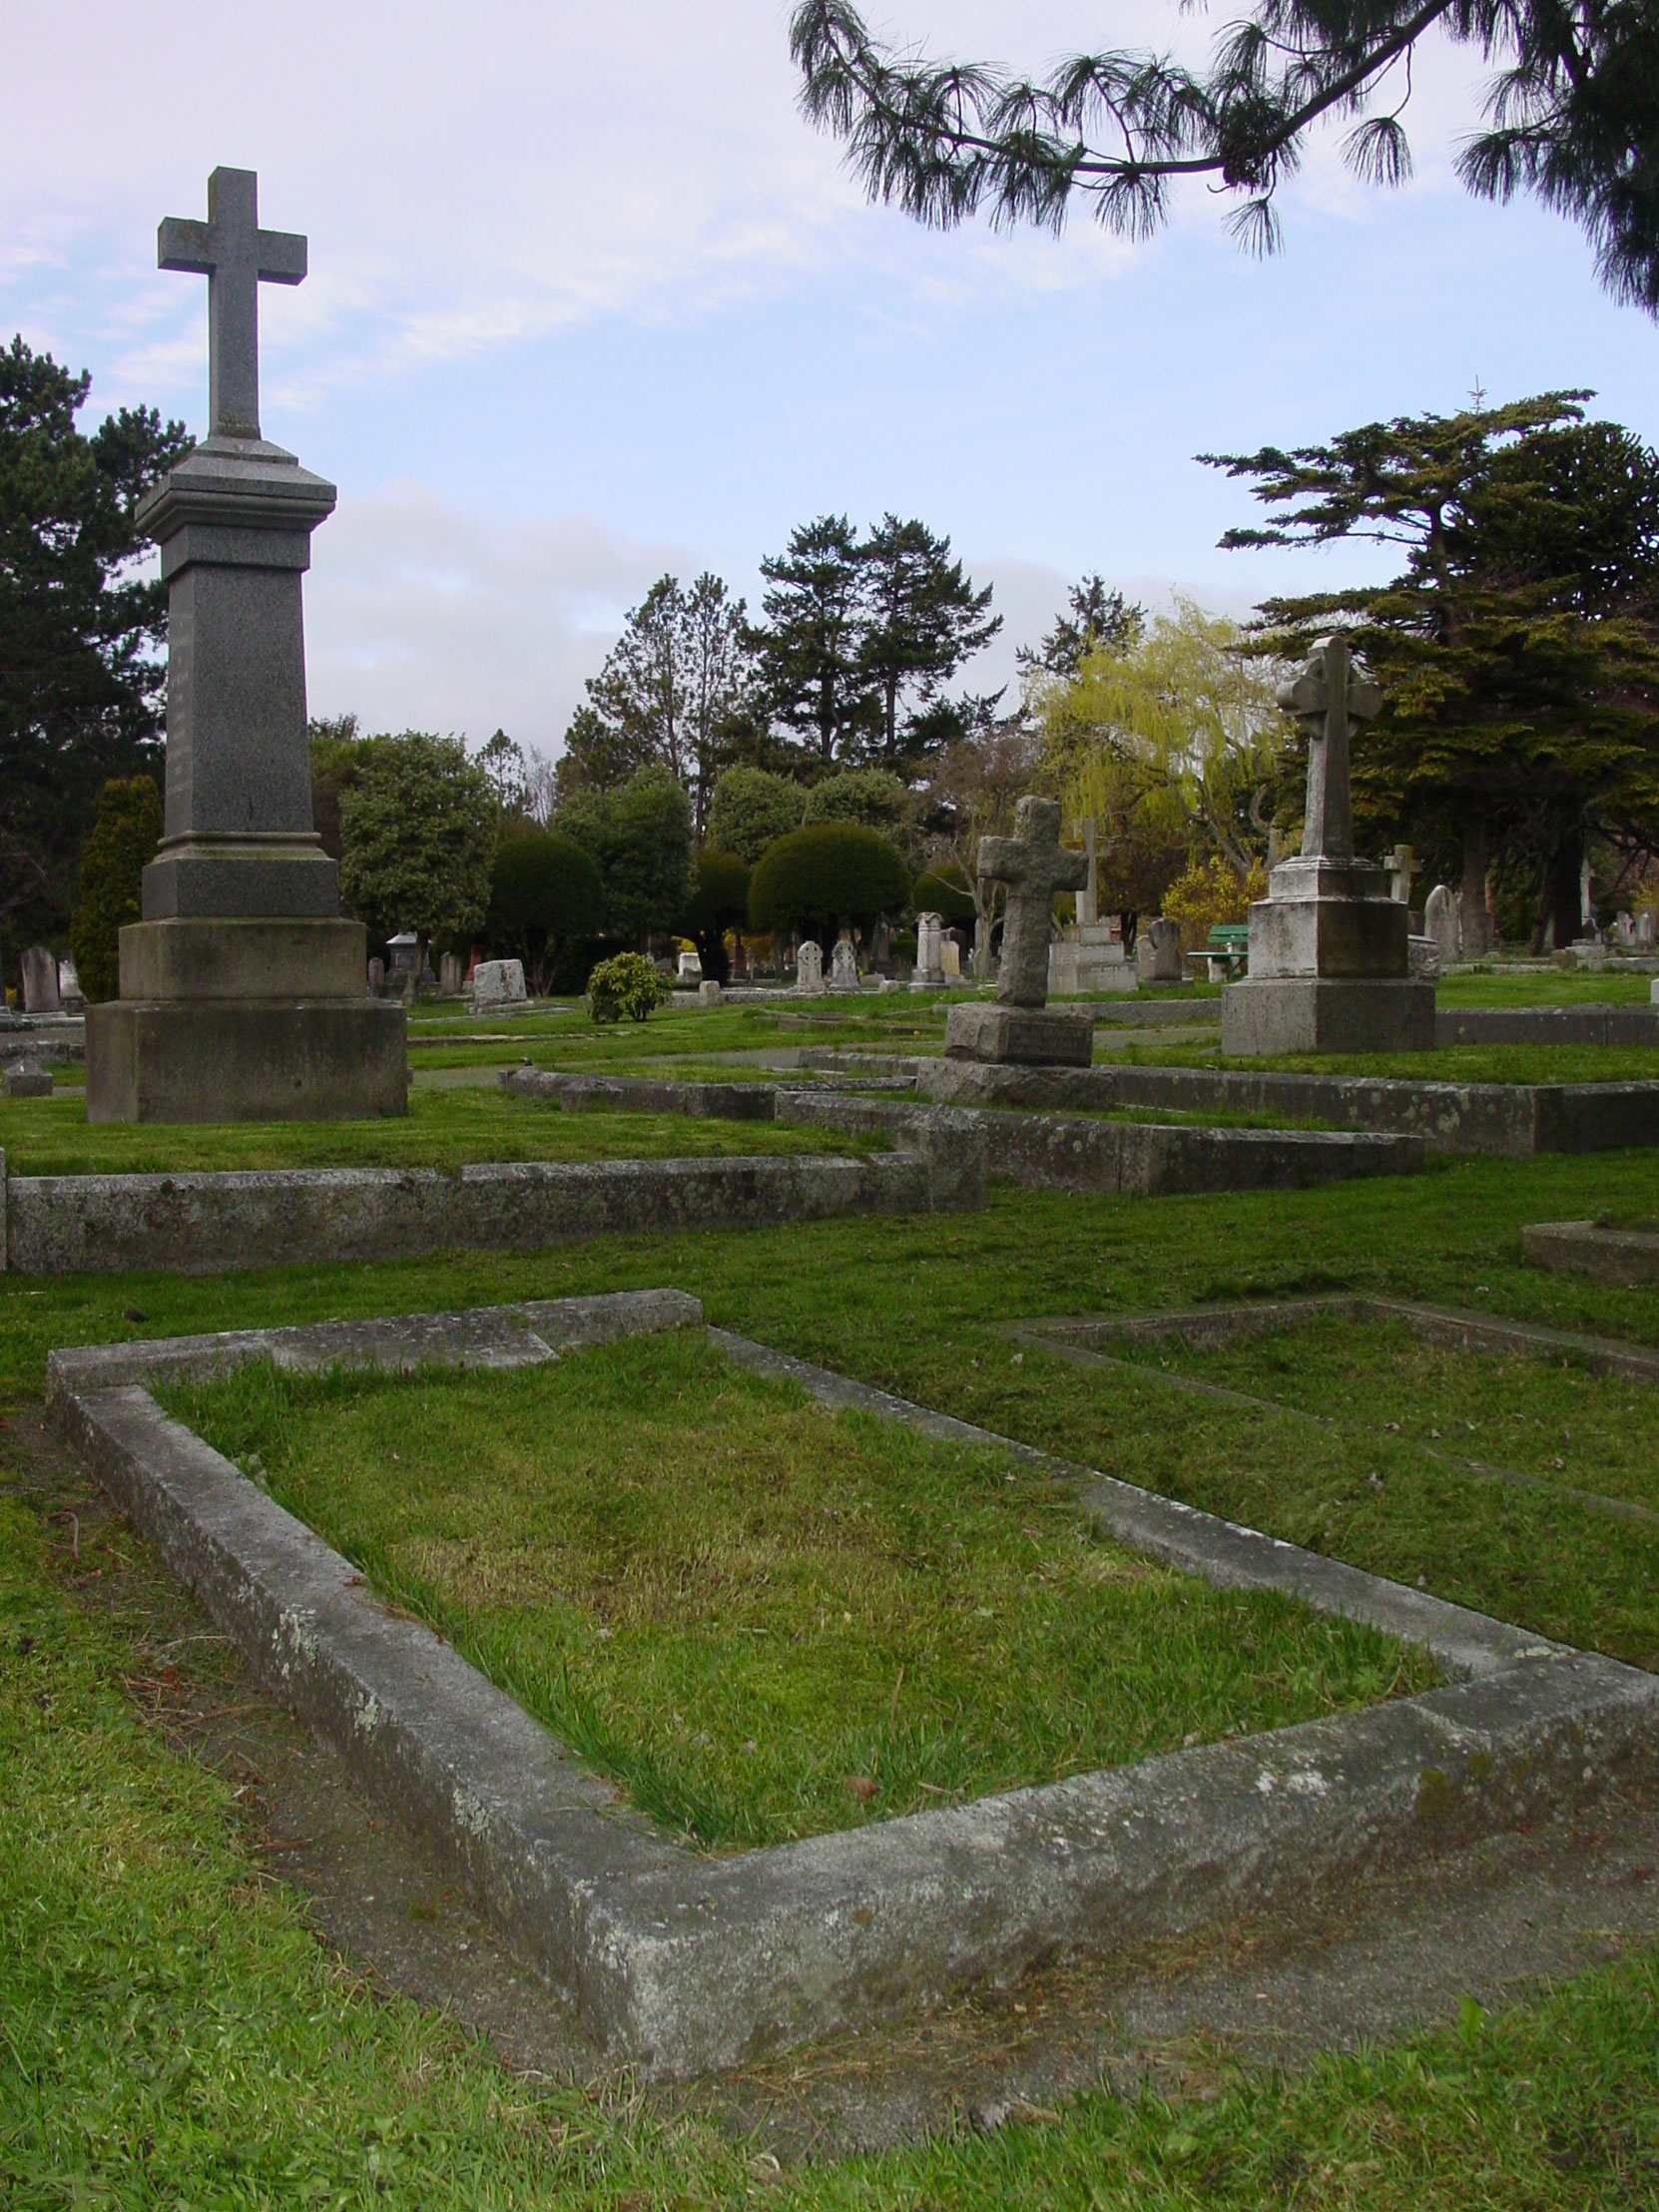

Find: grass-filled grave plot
<box><xmin>161</xmin><ymin>1325</ymin><xmax>1437</xmax><ymax>1850</ymax></box>
<box><xmin>1012</xmin><ymin>1300</ymin><xmax>1659</xmax><ymax>1667</ymax></box>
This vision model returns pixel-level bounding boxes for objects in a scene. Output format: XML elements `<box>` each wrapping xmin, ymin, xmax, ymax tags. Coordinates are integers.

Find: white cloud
<box><xmin>304</xmin><ymin>483</ymin><xmax>690</xmax><ymax>752</ymax></box>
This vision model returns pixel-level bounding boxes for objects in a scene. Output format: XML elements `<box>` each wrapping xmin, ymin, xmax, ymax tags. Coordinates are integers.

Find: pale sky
<box><xmin>4</xmin><ymin>3</ymin><xmax>1655</xmax><ymax>758</ymax></box>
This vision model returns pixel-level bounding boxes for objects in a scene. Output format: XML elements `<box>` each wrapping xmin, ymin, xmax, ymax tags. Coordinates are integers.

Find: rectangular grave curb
<box><xmin>1436</xmin><ymin>1005</ymin><xmax>1659</xmax><ymax>1047</ymax></box>
<box><xmin>1</xmin><ymin>1124</ymin><xmax>986</xmax><ymax>1275</ymax></box>
<box><xmin>49</xmin><ymin>1295</ymin><xmax>1659</xmax><ymax>2078</ymax></box>
<box><xmin>1521</xmin><ymin>1220</ymin><xmax>1659</xmax><ymax>1287</ymax></box>
<box><xmin>502</xmin><ymin>1067</ymin><xmax>780</xmax><ymax>1119</ymax></box>
<box><xmin>771</xmin><ymin>1089</ymin><xmax>1423</xmax><ymax>1195</ymax></box>
<box><xmin>916</xmin><ymin>1059</ymin><xmax>1659</xmax><ymax>1157</ymax></box>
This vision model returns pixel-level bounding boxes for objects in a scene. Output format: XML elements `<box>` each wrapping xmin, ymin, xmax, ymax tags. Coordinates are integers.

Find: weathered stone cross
<box><xmin>159</xmin><ymin>167</ymin><xmax>306</xmax><ymax>441</ymax></box>
<box><xmin>977</xmin><ymin>795</ymin><xmax>1089</xmax><ymax>1007</ymax></box>
<box><xmin>1276</xmin><ymin>635</ymin><xmax>1381</xmax><ymax>863</ymax></box>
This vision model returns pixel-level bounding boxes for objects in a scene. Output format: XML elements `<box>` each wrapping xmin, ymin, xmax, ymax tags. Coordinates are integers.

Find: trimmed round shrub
<box><xmin>587</xmin><ymin>949</ymin><xmax>670</xmax><ymax>1023</ymax></box>
<box><xmin>705</xmin><ymin>766</ymin><xmax>806</xmax><ymax>864</ymax></box>
<box><xmin>682</xmin><ymin>848</ymin><xmax>750</xmax><ymax>984</ymax></box>
<box><xmin>910</xmin><ymin>863</ymin><xmax>977</xmax><ymax>930</ymax></box>
<box><xmin>747</xmin><ymin>823</ymin><xmax>910</xmax><ymax>943</ymax></box>
<box><xmin>70</xmin><ymin>776</ymin><xmax>162</xmax><ymax>1002</ymax></box>
<box><xmin>486</xmin><ymin>827</ymin><xmax>602</xmax><ymax>992</ymax></box>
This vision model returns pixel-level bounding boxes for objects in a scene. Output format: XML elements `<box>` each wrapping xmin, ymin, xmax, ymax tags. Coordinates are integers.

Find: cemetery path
<box><xmin>6</xmin><ymin>1394</ymin><xmax>1659</xmax><ymax>2158</ymax></box>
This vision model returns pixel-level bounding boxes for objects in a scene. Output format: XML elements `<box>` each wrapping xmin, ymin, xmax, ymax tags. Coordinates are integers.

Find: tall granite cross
<box><xmin>1276</xmin><ymin>635</ymin><xmax>1381</xmax><ymax>863</ymax></box>
<box><xmin>159</xmin><ymin>167</ymin><xmax>306</xmax><ymax>441</ymax></box>
<box><xmin>977</xmin><ymin>796</ymin><xmax>1089</xmax><ymax>1007</ymax></box>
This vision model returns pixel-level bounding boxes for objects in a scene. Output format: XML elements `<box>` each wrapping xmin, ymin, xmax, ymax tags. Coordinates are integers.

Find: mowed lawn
<box><xmin>165</xmin><ymin>1331</ymin><xmax>1433</xmax><ymax>1848</ymax></box>
<box><xmin>5</xmin><ymin>1138</ymin><xmax>1659</xmax><ymax>2202</ymax></box>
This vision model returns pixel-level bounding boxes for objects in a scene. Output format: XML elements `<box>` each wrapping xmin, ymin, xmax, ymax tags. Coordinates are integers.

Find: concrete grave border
<box><xmin>50</xmin><ymin>1293</ymin><xmax>1659</xmax><ymax>2080</ymax></box>
<box><xmin>1521</xmin><ymin>1220</ymin><xmax>1659</xmax><ymax>1288</ymax></box>
<box><xmin>0</xmin><ymin>1116</ymin><xmax>985</xmax><ymax>1276</ymax></box>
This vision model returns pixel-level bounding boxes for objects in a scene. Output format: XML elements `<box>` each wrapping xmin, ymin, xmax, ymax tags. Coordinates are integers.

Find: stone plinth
<box><xmin>87</xmin><ymin>998</ymin><xmax>406</xmax><ymax>1123</ymax></box>
<box><xmin>944</xmin><ymin>1003</ymin><xmax>1093</xmax><ymax>1065</ymax></box>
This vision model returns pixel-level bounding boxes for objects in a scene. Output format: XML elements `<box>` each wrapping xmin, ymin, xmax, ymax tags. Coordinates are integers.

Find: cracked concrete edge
<box><xmin>7</xmin><ymin>1141</ymin><xmax>985</xmax><ymax>1277</ymax></box>
<box><xmin>707</xmin><ymin>1330</ymin><xmax>1559</xmax><ymax>1681</ymax></box>
<box><xmin>49</xmin><ymin>1299</ymin><xmax>1659</xmax><ymax>2080</ymax></box>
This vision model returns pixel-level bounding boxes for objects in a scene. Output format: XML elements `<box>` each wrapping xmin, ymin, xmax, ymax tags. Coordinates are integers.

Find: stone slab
<box><xmin>85</xmin><ymin>996</ymin><xmax>407</xmax><ymax>1122</ymax></box>
<box><xmin>917</xmin><ymin>1057</ymin><xmax>1659</xmax><ymax>1157</ymax></box>
<box><xmin>1245</xmin><ymin>887</ymin><xmax>1411</xmax><ymax>980</ymax></box>
<box><xmin>3</xmin><ymin>1128</ymin><xmax>986</xmax><ymax>1275</ymax></box>
<box><xmin>1435</xmin><ymin>1005</ymin><xmax>1659</xmax><ymax>1046</ymax></box>
<box><xmin>118</xmin><ymin>916</ymin><xmax>367</xmax><ymax>1001</ymax></box>
<box><xmin>51</xmin><ymin>1298</ymin><xmax>1659</xmax><ymax>2078</ymax></box>
<box><xmin>773</xmin><ymin>1090</ymin><xmax>1422</xmax><ymax>1197</ymax></box>
<box><xmin>1221</xmin><ymin>976</ymin><xmax>1437</xmax><ymax>1055</ymax></box>
<box><xmin>943</xmin><ymin>1002</ymin><xmax>1094</xmax><ymax>1065</ymax></box>
<box><xmin>1520</xmin><ymin>1220</ymin><xmax>1659</xmax><ymax>1287</ymax></box>
<box><xmin>503</xmin><ymin>1068</ymin><xmax>778</xmax><ymax>1119</ymax></box>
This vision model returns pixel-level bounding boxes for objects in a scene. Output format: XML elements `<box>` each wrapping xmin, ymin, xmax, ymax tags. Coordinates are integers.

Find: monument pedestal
<box><xmin>944</xmin><ymin>1002</ymin><xmax>1093</xmax><ymax>1066</ymax></box>
<box><xmin>1222</xmin><ymin>857</ymin><xmax>1434</xmax><ymax>1054</ymax></box>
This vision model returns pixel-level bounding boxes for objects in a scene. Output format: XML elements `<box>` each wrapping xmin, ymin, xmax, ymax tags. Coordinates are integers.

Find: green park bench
<box><xmin>1204</xmin><ymin>922</ymin><xmax>1251</xmax><ymax>979</ymax></box>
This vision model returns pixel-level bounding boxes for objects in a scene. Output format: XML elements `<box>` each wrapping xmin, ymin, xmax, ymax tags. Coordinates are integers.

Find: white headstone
<box><xmin>939</xmin><ymin>938</ymin><xmax>960</xmax><ymax>978</ymax></box>
<box><xmin>56</xmin><ymin>956</ymin><xmax>84</xmax><ymax>1007</ymax></box>
<box><xmin>1423</xmin><ymin>883</ymin><xmax>1460</xmax><ymax>969</ymax></box>
<box><xmin>1383</xmin><ymin>843</ymin><xmax>1415</xmax><ymax>905</ymax></box>
<box><xmin>1637</xmin><ymin>910</ymin><xmax>1656</xmax><ymax>949</ymax></box>
<box><xmin>367</xmin><ymin>955</ymin><xmax>385</xmax><ymax>994</ymax></box>
<box><xmin>468</xmin><ymin>956</ymin><xmax>527</xmax><ymax>1009</ymax></box>
<box><xmin>677</xmin><ymin>949</ymin><xmax>703</xmax><ymax>981</ymax></box>
<box><xmin>699</xmin><ymin>978</ymin><xmax>722</xmax><ymax>1004</ymax></box>
<box><xmin>829</xmin><ymin>938</ymin><xmax>859</xmax><ymax>993</ymax></box>
<box><xmin>795</xmin><ymin>940</ymin><xmax>824</xmax><ymax>994</ymax></box>
<box><xmin>1135</xmin><ymin>915</ymin><xmax>1184</xmax><ymax>983</ymax></box>
<box><xmin>912</xmin><ymin>911</ymin><xmax>944</xmax><ymax>986</ymax></box>
<box><xmin>438</xmin><ymin>950</ymin><xmax>465</xmax><ymax>996</ymax></box>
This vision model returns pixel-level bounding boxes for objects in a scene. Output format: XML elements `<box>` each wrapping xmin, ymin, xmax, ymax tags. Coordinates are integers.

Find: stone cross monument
<box><xmin>1221</xmin><ymin>636</ymin><xmax>1433</xmax><ymax>1055</ymax></box>
<box><xmin>85</xmin><ymin>168</ymin><xmax>406</xmax><ymax>1123</ymax></box>
<box><xmin>943</xmin><ymin>796</ymin><xmax>1093</xmax><ymax>1065</ymax></box>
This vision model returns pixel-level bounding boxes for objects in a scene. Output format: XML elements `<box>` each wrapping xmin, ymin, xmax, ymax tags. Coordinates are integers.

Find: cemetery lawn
<box><xmin>6</xmin><ymin>1462</ymin><xmax>1659</xmax><ymax>2208</ymax></box>
<box><xmin>1100</xmin><ymin>1037</ymin><xmax>1659</xmax><ymax>1083</ymax></box>
<box><xmin>0</xmin><ymin>1084</ymin><xmax>874</xmax><ymax>1175</ymax></box>
<box><xmin>161</xmin><ymin>1330</ymin><xmax>1433</xmax><ymax>1849</ymax></box>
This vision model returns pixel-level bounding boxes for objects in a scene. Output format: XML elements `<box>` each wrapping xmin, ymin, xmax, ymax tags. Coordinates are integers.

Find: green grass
<box><xmin>0</xmin><ymin>1083</ymin><xmax>875</xmax><ymax>1176</ymax></box>
<box><xmin>1102</xmin><ymin>1036</ymin><xmax>1659</xmax><ymax>1083</ymax></box>
<box><xmin>5</xmin><ymin>1477</ymin><xmax>1658</xmax><ymax>2207</ymax></box>
<box><xmin>161</xmin><ymin>1331</ymin><xmax>1431</xmax><ymax>1849</ymax></box>
<box><xmin>1435</xmin><ymin>963</ymin><xmax>1657</xmax><ymax>1005</ymax></box>
<box><xmin>1095</xmin><ymin>1308</ymin><xmax>1659</xmax><ymax>1513</ymax></box>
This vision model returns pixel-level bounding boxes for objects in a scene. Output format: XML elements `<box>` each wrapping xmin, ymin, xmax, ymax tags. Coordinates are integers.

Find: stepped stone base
<box><xmin>943</xmin><ymin>1002</ymin><xmax>1094</xmax><ymax>1066</ymax></box>
<box><xmin>86</xmin><ymin>997</ymin><xmax>407</xmax><ymax>1123</ymax></box>
<box><xmin>118</xmin><ymin>917</ymin><xmax>368</xmax><ymax>1001</ymax></box>
<box><xmin>1222</xmin><ymin>977</ymin><xmax>1436</xmax><ymax>1057</ymax></box>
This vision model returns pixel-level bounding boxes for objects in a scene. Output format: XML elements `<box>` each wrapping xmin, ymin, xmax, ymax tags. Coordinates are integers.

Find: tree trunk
<box><xmin>1458</xmin><ymin>817</ymin><xmax>1489</xmax><ymax>958</ymax></box>
<box><xmin>1548</xmin><ymin>830</ymin><xmax>1584</xmax><ymax>952</ymax></box>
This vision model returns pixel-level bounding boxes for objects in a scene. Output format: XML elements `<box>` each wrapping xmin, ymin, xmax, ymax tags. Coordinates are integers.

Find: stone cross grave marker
<box><xmin>159</xmin><ymin>168</ymin><xmax>305</xmax><ymax>441</ymax></box>
<box><xmin>977</xmin><ymin>796</ymin><xmax>1089</xmax><ymax>1007</ymax></box>
<box><xmin>1278</xmin><ymin>636</ymin><xmax>1381</xmax><ymax>864</ymax></box>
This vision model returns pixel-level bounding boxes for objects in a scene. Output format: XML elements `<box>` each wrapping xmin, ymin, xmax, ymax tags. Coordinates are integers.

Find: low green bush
<box><xmin>587</xmin><ymin>949</ymin><xmax>670</xmax><ymax>1023</ymax></box>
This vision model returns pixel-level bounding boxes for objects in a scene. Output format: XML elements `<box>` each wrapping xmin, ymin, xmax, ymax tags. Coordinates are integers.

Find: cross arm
<box><xmin>257</xmin><ymin>228</ymin><xmax>307</xmax><ymax>284</ymax></box>
<box><xmin>975</xmin><ymin>834</ymin><xmax>1022</xmax><ymax>884</ymax></box>
<box><xmin>158</xmin><ymin>217</ymin><xmax>215</xmax><ymax>274</ymax></box>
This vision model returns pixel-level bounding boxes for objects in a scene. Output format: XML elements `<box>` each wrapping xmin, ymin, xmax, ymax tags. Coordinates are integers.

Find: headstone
<box><xmin>1580</xmin><ymin>852</ymin><xmax>1595</xmax><ymax>935</ymax></box>
<box><xmin>1407</xmin><ymin>934</ymin><xmax>1440</xmax><ymax>980</ymax></box>
<box><xmin>939</xmin><ymin>937</ymin><xmax>960</xmax><ymax>979</ymax></box>
<box><xmin>20</xmin><ymin>946</ymin><xmax>60</xmax><ymax>1014</ymax></box>
<box><xmin>1423</xmin><ymin>883</ymin><xmax>1460</xmax><ymax>970</ymax></box>
<box><xmin>1383</xmin><ymin>843</ymin><xmax>1415</xmax><ymax>905</ymax></box>
<box><xmin>795</xmin><ymin>940</ymin><xmax>824</xmax><ymax>994</ymax></box>
<box><xmin>910</xmin><ymin>912</ymin><xmax>945</xmax><ymax>989</ymax></box>
<box><xmin>1221</xmin><ymin>638</ymin><xmax>1434</xmax><ymax>1054</ymax></box>
<box><xmin>829</xmin><ymin>938</ymin><xmax>859</xmax><ymax>993</ymax></box>
<box><xmin>1638</xmin><ymin>910</ymin><xmax>1656</xmax><ymax>949</ymax></box>
<box><xmin>677</xmin><ymin>949</ymin><xmax>703</xmax><ymax>982</ymax></box>
<box><xmin>869</xmin><ymin>914</ymin><xmax>892</xmax><ymax>973</ymax></box>
<box><xmin>83</xmin><ymin>166</ymin><xmax>405</xmax><ymax>1124</ymax></box>
<box><xmin>367</xmin><ymin>955</ymin><xmax>386</xmax><ymax>995</ymax></box>
<box><xmin>944</xmin><ymin>796</ymin><xmax>1092</xmax><ymax>1065</ymax></box>
<box><xmin>439</xmin><ymin>950</ymin><xmax>465</xmax><ymax>996</ymax></box>
<box><xmin>467</xmin><ymin>957</ymin><xmax>527</xmax><ymax>1010</ymax></box>
<box><xmin>1136</xmin><ymin>915</ymin><xmax>1184</xmax><ymax>983</ymax></box>
<box><xmin>4</xmin><ymin>1060</ymin><xmax>54</xmax><ymax>1098</ymax></box>
<box><xmin>699</xmin><ymin>978</ymin><xmax>722</xmax><ymax>1005</ymax></box>
<box><xmin>56</xmin><ymin>957</ymin><xmax>84</xmax><ymax>1008</ymax></box>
